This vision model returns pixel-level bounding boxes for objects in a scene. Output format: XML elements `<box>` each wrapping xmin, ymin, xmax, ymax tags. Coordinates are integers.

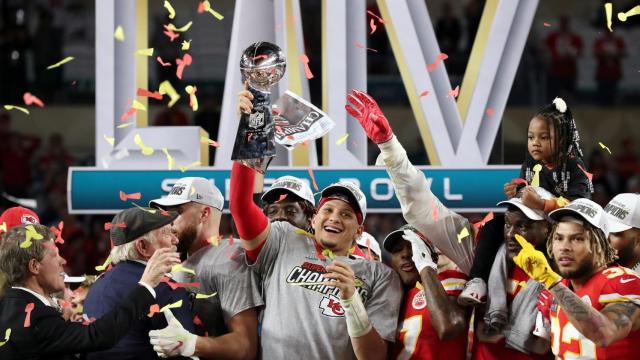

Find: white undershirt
<box><xmin>12</xmin><ymin>286</ymin><xmax>52</xmax><ymax>307</ymax></box>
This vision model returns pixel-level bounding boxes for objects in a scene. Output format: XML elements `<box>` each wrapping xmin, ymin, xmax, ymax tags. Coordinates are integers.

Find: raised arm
<box><xmin>229</xmin><ymin>162</ymin><xmax>270</xmax><ymax>254</ymax></box>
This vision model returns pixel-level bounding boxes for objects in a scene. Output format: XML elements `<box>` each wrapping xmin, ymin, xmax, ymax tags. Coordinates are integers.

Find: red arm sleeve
<box><xmin>230</xmin><ymin>162</ymin><xmax>269</xmax><ymax>241</ymax></box>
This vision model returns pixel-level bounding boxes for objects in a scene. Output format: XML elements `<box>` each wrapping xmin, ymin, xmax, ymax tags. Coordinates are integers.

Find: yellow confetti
<box><xmin>294</xmin><ymin>228</ymin><xmax>315</xmax><ymax>238</ymax></box>
<box><xmin>604</xmin><ymin>3</ymin><xmax>613</xmax><ymax>31</ymax></box>
<box><xmin>618</xmin><ymin>5</ymin><xmax>640</xmax><ymax>22</ymax></box>
<box><xmin>117</xmin><ymin>122</ymin><xmax>134</xmax><ymax>128</ymax></box>
<box><xmin>114</xmin><ymin>25</ymin><xmax>125</xmax><ymax>41</ymax></box>
<box><xmin>0</xmin><ymin>328</ymin><xmax>11</xmax><ymax>347</ymax></box>
<box><xmin>47</xmin><ymin>56</ymin><xmax>75</xmax><ymax>70</ymax></box>
<box><xmin>134</xmin><ymin>134</ymin><xmax>154</xmax><ymax>156</ymax></box>
<box><xmin>104</xmin><ymin>134</ymin><xmax>115</xmax><ymax>146</ymax></box>
<box><xmin>336</xmin><ymin>133</ymin><xmax>349</xmax><ymax>145</ymax></box>
<box><xmin>179</xmin><ymin>161</ymin><xmax>201</xmax><ymax>172</ymax></box>
<box><xmin>164</xmin><ymin>0</ymin><xmax>176</xmax><ymax>19</ymax></box>
<box><xmin>95</xmin><ymin>256</ymin><xmax>112</xmax><ymax>272</ymax></box>
<box><xmin>200</xmin><ymin>136</ymin><xmax>219</xmax><ymax>147</ymax></box>
<box><xmin>208</xmin><ymin>235</ymin><xmax>221</xmax><ymax>247</ymax></box>
<box><xmin>321</xmin><ymin>249</ymin><xmax>336</xmax><ymax>260</ymax></box>
<box><xmin>131</xmin><ymin>99</ymin><xmax>147</xmax><ymax>111</ymax></box>
<box><xmin>457</xmin><ymin>227</ymin><xmax>470</xmax><ymax>243</ymax></box>
<box><xmin>132</xmin><ymin>203</ymin><xmax>157</xmax><ymax>214</ymax></box>
<box><xmin>0</xmin><ymin>222</ymin><xmax>6</xmax><ymax>233</ymax></box>
<box><xmin>181</xmin><ymin>40</ymin><xmax>192</xmax><ymax>50</ymax></box>
<box><xmin>202</xmin><ymin>1</ymin><xmax>224</xmax><ymax>20</ymax></box>
<box><xmin>167</xmin><ymin>21</ymin><xmax>193</xmax><ymax>33</ymax></box>
<box><xmin>599</xmin><ymin>142</ymin><xmax>612</xmax><ymax>155</ymax></box>
<box><xmin>3</xmin><ymin>105</ymin><xmax>29</xmax><ymax>115</ymax></box>
<box><xmin>161</xmin><ymin>148</ymin><xmax>175</xmax><ymax>170</ymax></box>
<box><xmin>195</xmin><ymin>292</ymin><xmax>217</xmax><ymax>299</ymax></box>
<box><xmin>171</xmin><ymin>264</ymin><xmax>196</xmax><ymax>275</ymax></box>
<box><xmin>531</xmin><ymin>164</ymin><xmax>542</xmax><ymax>187</ymax></box>
<box><xmin>185</xmin><ymin>85</ymin><xmax>198</xmax><ymax>111</ymax></box>
<box><xmin>135</xmin><ymin>48</ymin><xmax>154</xmax><ymax>57</ymax></box>
<box><xmin>158</xmin><ymin>80</ymin><xmax>180</xmax><ymax>108</ymax></box>
<box><xmin>159</xmin><ymin>300</ymin><xmax>183</xmax><ymax>313</ymax></box>
<box><xmin>20</xmin><ymin>225</ymin><xmax>44</xmax><ymax>248</ymax></box>
<box><xmin>190</xmin><ymin>186</ymin><xmax>196</xmax><ymax>195</ymax></box>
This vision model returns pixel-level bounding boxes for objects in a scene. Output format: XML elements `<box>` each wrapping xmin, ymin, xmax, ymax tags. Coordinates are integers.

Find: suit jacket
<box><xmin>84</xmin><ymin>261</ymin><xmax>194</xmax><ymax>360</ymax></box>
<box><xmin>0</xmin><ymin>285</ymin><xmax>154</xmax><ymax>360</ymax></box>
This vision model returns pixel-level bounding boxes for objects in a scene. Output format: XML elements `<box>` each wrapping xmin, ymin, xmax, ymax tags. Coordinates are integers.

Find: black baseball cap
<box><xmin>110</xmin><ymin>207</ymin><xmax>178</xmax><ymax>246</ymax></box>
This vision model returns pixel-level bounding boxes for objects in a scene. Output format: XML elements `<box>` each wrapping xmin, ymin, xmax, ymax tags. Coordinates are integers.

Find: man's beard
<box><xmin>559</xmin><ymin>258</ymin><xmax>595</xmax><ymax>280</ymax></box>
<box><xmin>177</xmin><ymin>224</ymin><xmax>198</xmax><ymax>255</ymax></box>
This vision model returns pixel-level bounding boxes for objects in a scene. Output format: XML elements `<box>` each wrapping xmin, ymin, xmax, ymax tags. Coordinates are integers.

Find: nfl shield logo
<box><xmin>248</xmin><ymin>112</ymin><xmax>265</xmax><ymax>129</ymax></box>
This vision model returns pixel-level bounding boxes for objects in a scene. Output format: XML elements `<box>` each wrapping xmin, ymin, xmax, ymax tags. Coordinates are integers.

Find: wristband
<box><xmin>341</xmin><ymin>291</ymin><xmax>372</xmax><ymax>338</ymax></box>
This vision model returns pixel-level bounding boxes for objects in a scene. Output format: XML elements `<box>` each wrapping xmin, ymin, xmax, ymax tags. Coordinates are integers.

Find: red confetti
<box><xmin>448</xmin><ymin>85</ymin><xmax>460</xmax><ymax>98</ymax></box>
<box><xmin>427</xmin><ymin>52</ymin><xmax>448</xmax><ymax>72</ymax></box>
<box><xmin>59</xmin><ymin>300</ymin><xmax>72</xmax><ymax>309</ymax></box>
<box><xmin>354</xmin><ymin>41</ymin><xmax>378</xmax><ymax>53</ymax></box>
<box><xmin>156</xmin><ymin>56</ymin><xmax>172</xmax><ymax>67</ymax></box>
<box><xmin>120</xmin><ymin>107</ymin><xmax>137</xmax><ymax>122</ymax></box>
<box><xmin>193</xmin><ymin>315</ymin><xmax>204</xmax><ymax>327</ymax></box>
<box><xmin>162</xmin><ymin>25</ymin><xmax>180</xmax><ymax>42</ymax></box>
<box><xmin>486</xmin><ymin>108</ymin><xmax>495</xmax><ymax>116</ymax></box>
<box><xmin>307</xmin><ymin>168</ymin><xmax>319</xmax><ymax>191</ymax></box>
<box><xmin>176</xmin><ymin>53</ymin><xmax>192</xmax><ymax>80</ymax></box>
<box><xmin>543</xmin><ymin>22</ymin><xmax>551</xmax><ymax>27</ymax></box>
<box><xmin>23</xmin><ymin>92</ymin><xmax>45</xmax><ymax>108</ymax></box>
<box><xmin>299</xmin><ymin>53</ymin><xmax>314</xmax><ymax>79</ymax></box>
<box><xmin>275</xmin><ymin>194</ymin><xmax>288</xmax><ymax>203</ymax></box>
<box><xmin>137</xmin><ymin>88</ymin><xmax>163</xmax><ymax>100</ymax></box>
<box><xmin>50</xmin><ymin>221</ymin><xmax>64</xmax><ymax>244</ymax></box>
<box><xmin>148</xmin><ymin>304</ymin><xmax>160</xmax><ymax>317</ymax></box>
<box><xmin>419</xmin><ymin>90</ymin><xmax>429</xmax><ymax>98</ymax></box>
<box><xmin>119</xmin><ymin>191</ymin><xmax>141</xmax><ymax>201</ymax></box>
<box><xmin>367</xmin><ymin>10</ymin><xmax>385</xmax><ymax>24</ymax></box>
<box><xmin>197</xmin><ymin>1</ymin><xmax>205</xmax><ymax>13</ymax></box>
<box><xmin>252</xmin><ymin>54</ymin><xmax>268</xmax><ymax>61</ymax></box>
<box><xmin>437</xmin><ymin>53</ymin><xmax>449</xmax><ymax>61</ymax></box>
<box><xmin>577</xmin><ymin>163</ymin><xmax>593</xmax><ymax>182</ymax></box>
<box><xmin>511</xmin><ymin>178</ymin><xmax>528</xmax><ymax>186</ymax></box>
<box><xmin>160</xmin><ymin>277</ymin><xmax>200</xmax><ymax>290</ymax></box>
<box><xmin>314</xmin><ymin>240</ymin><xmax>326</xmax><ymax>261</ymax></box>
<box><xmin>104</xmin><ymin>222</ymin><xmax>126</xmax><ymax>231</ymax></box>
<box><xmin>159</xmin><ymin>209</ymin><xmax>171</xmax><ymax>217</ymax></box>
<box><xmin>369</xmin><ymin>19</ymin><xmax>378</xmax><ymax>34</ymax></box>
<box><xmin>24</xmin><ymin>303</ymin><xmax>34</xmax><ymax>327</ymax></box>
<box><xmin>473</xmin><ymin>211</ymin><xmax>494</xmax><ymax>238</ymax></box>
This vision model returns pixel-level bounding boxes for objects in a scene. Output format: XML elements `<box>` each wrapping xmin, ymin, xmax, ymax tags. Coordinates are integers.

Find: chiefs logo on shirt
<box><xmin>319</xmin><ymin>294</ymin><xmax>344</xmax><ymax>317</ymax></box>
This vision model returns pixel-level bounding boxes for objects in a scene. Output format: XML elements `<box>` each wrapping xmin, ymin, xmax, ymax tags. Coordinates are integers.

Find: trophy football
<box><xmin>231</xmin><ymin>41</ymin><xmax>286</xmax><ymax>173</ymax></box>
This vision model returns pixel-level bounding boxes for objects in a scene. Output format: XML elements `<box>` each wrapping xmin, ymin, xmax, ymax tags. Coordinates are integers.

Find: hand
<box><xmin>345</xmin><ymin>89</ymin><xmax>393</xmax><ymax>144</ymax></box>
<box><xmin>149</xmin><ymin>310</ymin><xmax>197</xmax><ymax>358</ymax></box>
<box><xmin>521</xmin><ymin>186</ymin><xmax>544</xmax><ymax>210</ymax></box>
<box><xmin>402</xmin><ymin>230</ymin><xmax>437</xmax><ymax>273</ymax></box>
<box><xmin>537</xmin><ymin>288</ymin><xmax>553</xmax><ymax>321</ymax></box>
<box><xmin>512</xmin><ymin>234</ymin><xmax>561</xmax><ymax>288</ymax></box>
<box><xmin>237</xmin><ymin>82</ymin><xmax>253</xmax><ymax>115</ymax></box>
<box><xmin>504</xmin><ymin>182</ymin><xmax>517</xmax><ymax>199</ymax></box>
<box><xmin>140</xmin><ymin>247</ymin><xmax>181</xmax><ymax>288</ymax></box>
<box><xmin>324</xmin><ymin>260</ymin><xmax>356</xmax><ymax>300</ymax></box>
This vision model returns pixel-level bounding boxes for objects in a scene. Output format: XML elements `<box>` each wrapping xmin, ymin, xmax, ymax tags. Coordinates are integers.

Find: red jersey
<box><xmin>474</xmin><ymin>267</ymin><xmax>553</xmax><ymax>360</ymax></box>
<box><xmin>393</xmin><ymin>269</ymin><xmax>468</xmax><ymax>360</ymax></box>
<box><xmin>550</xmin><ymin>266</ymin><xmax>640</xmax><ymax>359</ymax></box>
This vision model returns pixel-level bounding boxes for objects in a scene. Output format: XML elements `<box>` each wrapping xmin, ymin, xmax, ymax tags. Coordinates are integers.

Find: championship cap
<box><xmin>356</xmin><ymin>232</ymin><xmax>381</xmax><ymax>259</ymax></box>
<box><xmin>549</xmin><ymin>198</ymin><xmax>609</xmax><ymax>236</ymax></box>
<box><xmin>319</xmin><ymin>181</ymin><xmax>367</xmax><ymax>224</ymax></box>
<box><xmin>149</xmin><ymin>177</ymin><xmax>224</xmax><ymax>211</ymax></box>
<box><xmin>110</xmin><ymin>208</ymin><xmax>178</xmax><ymax>246</ymax></box>
<box><xmin>604</xmin><ymin>193</ymin><xmax>640</xmax><ymax>233</ymax></box>
<box><xmin>262</xmin><ymin>176</ymin><xmax>315</xmax><ymax>206</ymax></box>
<box><xmin>0</xmin><ymin>206</ymin><xmax>40</xmax><ymax>232</ymax></box>
<box><xmin>497</xmin><ymin>187</ymin><xmax>554</xmax><ymax>221</ymax></box>
<box><xmin>383</xmin><ymin>224</ymin><xmax>438</xmax><ymax>262</ymax></box>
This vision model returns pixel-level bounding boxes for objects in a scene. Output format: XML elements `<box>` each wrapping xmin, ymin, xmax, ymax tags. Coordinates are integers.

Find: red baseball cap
<box><xmin>0</xmin><ymin>206</ymin><xmax>40</xmax><ymax>231</ymax></box>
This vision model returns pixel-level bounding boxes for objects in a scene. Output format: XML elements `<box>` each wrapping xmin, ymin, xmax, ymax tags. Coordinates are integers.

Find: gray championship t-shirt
<box><xmin>174</xmin><ymin>239</ymin><xmax>264</xmax><ymax>336</ymax></box>
<box><xmin>253</xmin><ymin>221</ymin><xmax>402</xmax><ymax>359</ymax></box>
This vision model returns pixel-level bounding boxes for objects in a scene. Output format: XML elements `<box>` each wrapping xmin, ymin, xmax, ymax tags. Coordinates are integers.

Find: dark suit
<box><xmin>0</xmin><ymin>285</ymin><xmax>154</xmax><ymax>360</ymax></box>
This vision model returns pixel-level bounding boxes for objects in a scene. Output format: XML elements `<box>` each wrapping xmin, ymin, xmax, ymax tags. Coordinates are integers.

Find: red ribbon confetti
<box><xmin>156</xmin><ymin>57</ymin><xmax>172</xmax><ymax>67</ymax></box>
<box><xmin>252</xmin><ymin>54</ymin><xmax>268</xmax><ymax>61</ymax></box>
<box><xmin>148</xmin><ymin>304</ymin><xmax>160</xmax><ymax>317</ymax></box>
<box><xmin>193</xmin><ymin>315</ymin><xmax>204</xmax><ymax>327</ymax></box>
<box><xmin>176</xmin><ymin>53</ymin><xmax>192</xmax><ymax>80</ymax></box>
<box><xmin>486</xmin><ymin>108</ymin><xmax>495</xmax><ymax>116</ymax></box>
<box><xmin>137</xmin><ymin>88</ymin><xmax>163</xmax><ymax>100</ymax></box>
<box><xmin>367</xmin><ymin>10</ymin><xmax>385</xmax><ymax>24</ymax></box>
<box><xmin>23</xmin><ymin>92</ymin><xmax>45</xmax><ymax>108</ymax></box>
<box><xmin>369</xmin><ymin>19</ymin><xmax>378</xmax><ymax>34</ymax></box>
<box><xmin>275</xmin><ymin>194</ymin><xmax>288</xmax><ymax>203</ymax></box>
<box><xmin>24</xmin><ymin>303</ymin><xmax>34</xmax><ymax>328</ymax></box>
<box><xmin>119</xmin><ymin>191</ymin><xmax>141</xmax><ymax>201</ymax></box>
<box><xmin>427</xmin><ymin>52</ymin><xmax>448</xmax><ymax>72</ymax></box>
<box><xmin>160</xmin><ymin>277</ymin><xmax>200</xmax><ymax>290</ymax></box>
<box><xmin>104</xmin><ymin>222</ymin><xmax>126</xmax><ymax>231</ymax></box>
<box><xmin>120</xmin><ymin>107</ymin><xmax>137</xmax><ymax>122</ymax></box>
<box><xmin>299</xmin><ymin>54</ymin><xmax>314</xmax><ymax>79</ymax></box>
<box><xmin>448</xmin><ymin>85</ymin><xmax>460</xmax><ymax>98</ymax></box>
<box><xmin>50</xmin><ymin>221</ymin><xmax>65</xmax><ymax>244</ymax></box>
<box><xmin>354</xmin><ymin>41</ymin><xmax>378</xmax><ymax>53</ymax></box>
<box><xmin>577</xmin><ymin>163</ymin><xmax>593</xmax><ymax>182</ymax></box>
<box><xmin>511</xmin><ymin>178</ymin><xmax>528</xmax><ymax>186</ymax></box>
<box><xmin>307</xmin><ymin>168</ymin><xmax>319</xmax><ymax>191</ymax></box>
<box><xmin>163</xmin><ymin>25</ymin><xmax>180</xmax><ymax>42</ymax></box>
<box><xmin>543</xmin><ymin>22</ymin><xmax>551</xmax><ymax>27</ymax></box>
<box><xmin>472</xmin><ymin>212</ymin><xmax>494</xmax><ymax>238</ymax></box>
<box><xmin>419</xmin><ymin>90</ymin><xmax>429</xmax><ymax>98</ymax></box>
<box><xmin>82</xmin><ymin>316</ymin><xmax>97</xmax><ymax>326</ymax></box>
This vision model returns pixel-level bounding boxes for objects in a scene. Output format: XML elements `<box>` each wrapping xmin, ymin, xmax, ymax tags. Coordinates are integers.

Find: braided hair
<box><xmin>546</xmin><ymin>220</ymin><xmax>617</xmax><ymax>269</ymax></box>
<box><xmin>523</xmin><ymin>97</ymin><xmax>593</xmax><ymax>195</ymax></box>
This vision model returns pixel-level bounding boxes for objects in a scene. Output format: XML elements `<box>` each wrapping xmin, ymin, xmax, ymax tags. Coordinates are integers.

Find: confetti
<box><xmin>167</xmin><ymin>21</ymin><xmax>193</xmax><ymax>33</ymax></box>
<box><xmin>472</xmin><ymin>212</ymin><xmax>494</xmax><ymax>236</ymax></box>
<box><xmin>159</xmin><ymin>299</ymin><xmax>183</xmax><ymax>313</ymax></box>
<box><xmin>202</xmin><ymin>1</ymin><xmax>224</xmax><ymax>20</ymax></box>
<box><xmin>275</xmin><ymin>194</ymin><xmax>288</xmax><ymax>203</ymax></box>
<box><xmin>0</xmin><ymin>222</ymin><xmax>6</xmax><ymax>233</ymax></box>
<box><xmin>117</xmin><ymin>122</ymin><xmax>134</xmax><ymax>128</ymax></box>
<box><xmin>543</xmin><ymin>22</ymin><xmax>551</xmax><ymax>27</ymax></box>
<box><xmin>114</xmin><ymin>25</ymin><xmax>125</xmax><ymax>41</ymax></box>
<box><xmin>369</xmin><ymin>18</ymin><xmax>378</xmax><ymax>34</ymax></box>
<box><xmin>135</xmin><ymin>48</ymin><xmax>154</xmax><ymax>57</ymax></box>
<box><xmin>197</xmin><ymin>1</ymin><xmax>206</xmax><ymax>13</ymax></box>
<box><xmin>321</xmin><ymin>248</ymin><xmax>336</xmax><ymax>260</ymax></box>
<box><xmin>95</xmin><ymin>256</ymin><xmax>112</xmax><ymax>272</ymax></box>
<box><xmin>200</xmin><ymin>136</ymin><xmax>220</xmax><ymax>147</ymax></box>
<box><xmin>176</xmin><ymin>53</ymin><xmax>192</xmax><ymax>79</ymax></box>
<box><xmin>160</xmin><ymin>277</ymin><xmax>200</xmax><ymax>290</ymax></box>
<box><xmin>24</xmin><ymin>303</ymin><xmax>34</xmax><ymax>328</ymax></box>
<box><xmin>427</xmin><ymin>53</ymin><xmax>448</xmax><ymax>72</ymax></box>
<box><xmin>599</xmin><ymin>141</ymin><xmax>612</xmax><ymax>154</ymax></box>
<box><xmin>294</xmin><ymin>228</ymin><xmax>315</xmax><ymax>239</ymax></box>
<box><xmin>103</xmin><ymin>135</ymin><xmax>114</xmax><ymax>146</ymax></box>
<box><xmin>618</xmin><ymin>5</ymin><xmax>640</xmax><ymax>22</ymax></box>
<box><xmin>179</xmin><ymin>161</ymin><xmax>201</xmax><ymax>172</ymax></box>
<box><xmin>156</xmin><ymin>56</ymin><xmax>172</xmax><ymax>67</ymax></box>
<box><xmin>163</xmin><ymin>26</ymin><xmax>180</xmax><ymax>42</ymax></box>
<box><xmin>119</xmin><ymin>191</ymin><xmax>141</xmax><ymax>201</ymax></box>
<box><xmin>604</xmin><ymin>3</ymin><xmax>613</xmax><ymax>31</ymax></box>
<box><xmin>531</xmin><ymin>164</ymin><xmax>542</xmax><ymax>187</ymax></box>
<box><xmin>3</xmin><ymin>105</ymin><xmax>29</xmax><ymax>115</ymax></box>
<box><xmin>457</xmin><ymin>227</ymin><xmax>470</xmax><ymax>243</ymax></box>
<box><xmin>418</xmin><ymin>90</ymin><xmax>429</xmax><ymax>98</ymax></box>
<box><xmin>161</xmin><ymin>148</ymin><xmax>175</xmax><ymax>170</ymax></box>
<box><xmin>577</xmin><ymin>163</ymin><xmax>593</xmax><ymax>182</ymax></box>
<box><xmin>50</xmin><ymin>221</ymin><xmax>64</xmax><ymax>244</ymax></box>
<box><xmin>367</xmin><ymin>10</ymin><xmax>385</xmax><ymax>24</ymax></box>
<box><xmin>132</xmin><ymin>203</ymin><xmax>157</xmax><ymax>213</ymax></box>
<box><xmin>0</xmin><ymin>329</ymin><xmax>11</xmax><ymax>347</ymax></box>
<box><xmin>20</xmin><ymin>225</ymin><xmax>44</xmax><ymax>248</ymax></box>
<box><xmin>171</xmin><ymin>263</ymin><xmax>195</xmax><ymax>275</ymax></box>
<box><xmin>307</xmin><ymin>168</ymin><xmax>319</xmax><ymax>191</ymax></box>
<box><xmin>47</xmin><ymin>56</ymin><xmax>74</xmax><ymax>70</ymax></box>
<box><xmin>148</xmin><ymin>304</ymin><xmax>160</xmax><ymax>317</ymax></box>
<box><xmin>335</xmin><ymin>133</ymin><xmax>350</xmax><ymax>146</ymax></box>
<box><xmin>131</xmin><ymin>99</ymin><xmax>146</xmax><ymax>111</ymax></box>
<box><xmin>164</xmin><ymin>0</ymin><xmax>176</xmax><ymax>19</ymax></box>
<box><xmin>137</xmin><ymin>88</ymin><xmax>162</xmax><ymax>100</ymax></box>
<box><xmin>252</xmin><ymin>54</ymin><xmax>268</xmax><ymax>61</ymax></box>
<box><xmin>195</xmin><ymin>292</ymin><xmax>217</xmax><ymax>299</ymax></box>
<box><xmin>134</xmin><ymin>134</ymin><xmax>155</xmax><ymax>155</ymax></box>
<box><xmin>486</xmin><ymin>108</ymin><xmax>495</xmax><ymax>116</ymax></box>
<box><xmin>181</xmin><ymin>39</ymin><xmax>192</xmax><ymax>50</ymax></box>
<box><xmin>23</xmin><ymin>92</ymin><xmax>45</xmax><ymax>108</ymax></box>
<box><xmin>354</xmin><ymin>41</ymin><xmax>378</xmax><ymax>53</ymax></box>
<box><xmin>299</xmin><ymin>54</ymin><xmax>314</xmax><ymax>79</ymax></box>
<box><xmin>120</xmin><ymin>107</ymin><xmax>137</xmax><ymax>122</ymax></box>
<box><xmin>448</xmin><ymin>85</ymin><xmax>460</xmax><ymax>98</ymax></box>
<box><xmin>185</xmin><ymin>85</ymin><xmax>198</xmax><ymax>111</ymax></box>
<box><xmin>104</xmin><ymin>222</ymin><xmax>126</xmax><ymax>230</ymax></box>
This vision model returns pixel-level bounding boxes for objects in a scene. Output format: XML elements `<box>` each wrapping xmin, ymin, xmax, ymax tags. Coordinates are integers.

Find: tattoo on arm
<box><xmin>601</xmin><ymin>302</ymin><xmax>639</xmax><ymax>331</ymax></box>
<box><xmin>551</xmin><ymin>284</ymin><xmax>607</xmax><ymax>330</ymax></box>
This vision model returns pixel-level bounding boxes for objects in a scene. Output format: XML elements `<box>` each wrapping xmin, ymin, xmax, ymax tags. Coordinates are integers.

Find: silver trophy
<box><xmin>231</xmin><ymin>42</ymin><xmax>286</xmax><ymax>173</ymax></box>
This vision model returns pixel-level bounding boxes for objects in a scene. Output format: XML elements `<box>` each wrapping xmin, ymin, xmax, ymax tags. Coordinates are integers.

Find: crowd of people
<box><xmin>0</xmin><ymin>90</ymin><xmax>638</xmax><ymax>360</ymax></box>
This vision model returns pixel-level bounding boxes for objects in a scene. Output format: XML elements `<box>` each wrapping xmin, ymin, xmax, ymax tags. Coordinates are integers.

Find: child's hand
<box><xmin>504</xmin><ymin>182</ymin><xmax>517</xmax><ymax>199</ymax></box>
<box><xmin>521</xmin><ymin>186</ymin><xmax>545</xmax><ymax>210</ymax></box>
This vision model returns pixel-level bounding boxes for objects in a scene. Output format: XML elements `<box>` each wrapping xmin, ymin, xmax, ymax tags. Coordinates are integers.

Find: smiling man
<box><xmin>230</xmin><ymin>160</ymin><xmax>402</xmax><ymax>360</ymax></box>
<box><xmin>513</xmin><ymin>198</ymin><xmax>640</xmax><ymax>359</ymax></box>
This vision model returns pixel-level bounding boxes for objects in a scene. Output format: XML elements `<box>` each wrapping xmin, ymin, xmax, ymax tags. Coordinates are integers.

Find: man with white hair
<box><xmin>83</xmin><ymin>207</ymin><xmax>194</xmax><ymax>360</ymax></box>
<box><xmin>604</xmin><ymin>193</ymin><xmax>640</xmax><ymax>274</ymax></box>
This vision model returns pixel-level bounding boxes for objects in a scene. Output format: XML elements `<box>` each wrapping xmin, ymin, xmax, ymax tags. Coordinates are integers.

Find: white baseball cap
<box><xmin>549</xmin><ymin>198</ymin><xmax>609</xmax><ymax>236</ymax></box>
<box><xmin>497</xmin><ymin>186</ymin><xmax>554</xmax><ymax>221</ymax></box>
<box><xmin>261</xmin><ymin>176</ymin><xmax>315</xmax><ymax>206</ymax></box>
<box><xmin>63</xmin><ymin>273</ymin><xmax>86</xmax><ymax>284</ymax></box>
<box><xmin>149</xmin><ymin>177</ymin><xmax>224</xmax><ymax>211</ymax></box>
<box><xmin>320</xmin><ymin>181</ymin><xmax>367</xmax><ymax>224</ymax></box>
<box><xmin>356</xmin><ymin>232</ymin><xmax>381</xmax><ymax>259</ymax></box>
<box><xmin>604</xmin><ymin>193</ymin><xmax>640</xmax><ymax>233</ymax></box>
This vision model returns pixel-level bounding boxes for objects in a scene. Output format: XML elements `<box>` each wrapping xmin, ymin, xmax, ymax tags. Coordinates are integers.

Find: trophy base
<box><xmin>236</xmin><ymin>157</ymin><xmax>274</xmax><ymax>174</ymax></box>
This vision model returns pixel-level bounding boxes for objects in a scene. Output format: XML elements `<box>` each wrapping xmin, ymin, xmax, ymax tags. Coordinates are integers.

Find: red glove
<box><xmin>345</xmin><ymin>89</ymin><xmax>393</xmax><ymax>144</ymax></box>
<box><xmin>537</xmin><ymin>288</ymin><xmax>553</xmax><ymax>321</ymax></box>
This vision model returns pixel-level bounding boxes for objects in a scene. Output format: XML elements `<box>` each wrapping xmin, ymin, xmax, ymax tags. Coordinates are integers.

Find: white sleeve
<box><xmin>376</xmin><ymin>136</ymin><xmax>475</xmax><ymax>275</ymax></box>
